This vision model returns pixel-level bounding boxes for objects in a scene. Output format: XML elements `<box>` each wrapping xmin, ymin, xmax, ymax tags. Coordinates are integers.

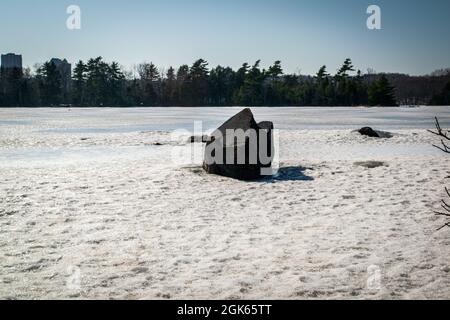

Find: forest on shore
<box><xmin>1</xmin><ymin>57</ymin><xmax>450</xmax><ymax>107</ymax></box>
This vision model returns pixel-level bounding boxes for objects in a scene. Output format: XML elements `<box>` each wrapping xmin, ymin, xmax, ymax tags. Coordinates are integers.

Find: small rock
<box><xmin>357</xmin><ymin>127</ymin><xmax>393</xmax><ymax>138</ymax></box>
<box><xmin>131</xmin><ymin>267</ymin><xmax>149</xmax><ymax>274</ymax></box>
<box><xmin>188</xmin><ymin>135</ymin><xmax>210</xmax><ymax>143</ymax></box>
<box><xmin>2</xmin><ymin>278</ymin><xmax>13</xmax><ymax>284</ymax></box>
<box><xmin>358</xmin><ymin>127</ymin><xmax>380</xmax><ymax>138</ymax></box>
<box><xmin>441</xmin><ymin>266</ymin><xmax>450</xmax><ymax>273</ymax></box>
<box><xmin>354</xmin><ymin>161</ymin><xmax>386</xmax><ymax>169</ymax></box>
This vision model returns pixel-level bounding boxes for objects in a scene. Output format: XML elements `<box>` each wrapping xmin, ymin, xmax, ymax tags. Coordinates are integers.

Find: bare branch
<box><xmin>429</xmin><ymin>117</ymin><xmax>450</xmax><ymax>231</ymax></box>
<box><xmin>432</xmin><ymin>143</ymin><xmax>450</xmax><ymax>154</ymax></box>
<box><xmin>428</xmin><ymin>117</ymin><xmax>450</xmax><ymax>142</ymax></box>
<box><xmin>434</xmin><ymin>211</ymin><xmax>450</xmax><ymax>217</ymax></box>
<box><xmin>437</xmin><ymin>223</ymin><xmax>450</xmax><ymax>231</ymax></box>
<box><xmin>442</xmin><ymin>199</ymin><xmax>450</xmax><ymax>211</ymax></box>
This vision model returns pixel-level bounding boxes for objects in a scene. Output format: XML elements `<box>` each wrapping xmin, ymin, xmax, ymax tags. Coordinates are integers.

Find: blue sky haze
<box><xmin>1</xmin><ymin>0</ymin><xmax>449</xmax><ymax>75</ymax></box>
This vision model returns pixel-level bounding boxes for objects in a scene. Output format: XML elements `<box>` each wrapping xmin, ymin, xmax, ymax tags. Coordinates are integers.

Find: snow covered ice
<box><xmin>1</xmin><ymin>106</ymin><xmax>450</xmax><ymax>299</ymax></box>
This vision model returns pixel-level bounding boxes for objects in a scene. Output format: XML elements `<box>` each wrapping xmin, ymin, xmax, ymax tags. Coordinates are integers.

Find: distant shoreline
<box><xmin>0</xmin><ymin>105</ymin><xmax>437</xmax><ymax>109</ymax></box>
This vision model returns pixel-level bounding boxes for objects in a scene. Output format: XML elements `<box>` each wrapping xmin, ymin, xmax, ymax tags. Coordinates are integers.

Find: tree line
<box><xmin>1</xmin><ymin>57</ymin><xmax>449</xmax><ymax>107</ymax></box>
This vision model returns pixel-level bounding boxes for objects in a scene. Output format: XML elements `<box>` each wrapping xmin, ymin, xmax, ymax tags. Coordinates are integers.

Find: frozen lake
<box><xmin>0</xmin><ymin>106</ymin><xmax>449</xmax><ymax>133</ymax></box>
<box><xmin>0</xmin><ymin>106</ymin><xmax>448</xmax><ymax>166</ymax></box>
<box><xmin>1</xmin><ymin>106</ymin><xmax>450</xmax><ymax>299</ymax></box>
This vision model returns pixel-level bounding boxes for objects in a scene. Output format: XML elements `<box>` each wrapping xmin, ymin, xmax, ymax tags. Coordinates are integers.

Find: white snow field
<box><xmin>1</xmin><ymin>106</ymin><xmax>450</xmax><ymax>300</ymax></box>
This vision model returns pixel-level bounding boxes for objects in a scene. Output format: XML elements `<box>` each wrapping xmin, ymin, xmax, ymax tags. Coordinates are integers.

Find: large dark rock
<box><xmin>358</xmin><ymin>127</ymin><xmax>380</xmax><ymax>138</ymax></box>
<box><xmin>203</xmin><ymin>108</ymin><xmax>274</xmax><ymax>180</ymax></box>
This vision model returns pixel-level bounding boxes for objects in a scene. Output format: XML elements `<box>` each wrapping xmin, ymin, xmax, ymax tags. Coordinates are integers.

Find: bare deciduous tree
<box><xmin>434</xmin><ymin>187</ymin><xmax>450</xmax><ymax>231</ymax></box>
<box><xmin>428</xmin><ymin>117</ymin><xmax>450</xmax><ymax>154</ymax></box>
<box><xmin>429</xmin><ymin>117</ymin><xmax>450</xmax><ymax>230</ymax></box>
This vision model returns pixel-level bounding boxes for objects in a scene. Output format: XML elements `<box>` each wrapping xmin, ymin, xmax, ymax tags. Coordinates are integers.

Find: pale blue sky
<box><xmin>1</xmin><ymin>0</ymin><xmax>449</xmax><ymax>75</ymax></box>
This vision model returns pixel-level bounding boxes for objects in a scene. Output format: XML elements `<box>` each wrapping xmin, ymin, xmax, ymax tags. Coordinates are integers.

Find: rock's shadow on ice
<box><xmin>184</xmin><ymin>166</ymin><xmax>205</xmax><ymax>175</ymax></box>
<box><xmin>184</xmin><ymin>165</ymin><xmax>314</xmax><ymax>183</ymax></box>
<box><xmin>262</xmin><ymin>166</ymin><xmax>314</xmax><ymax>183</ymax></box>
<box><xmin>376</xmin><ymin>130</ymin><xmax>394</xmax><ymax>138</ymax></box>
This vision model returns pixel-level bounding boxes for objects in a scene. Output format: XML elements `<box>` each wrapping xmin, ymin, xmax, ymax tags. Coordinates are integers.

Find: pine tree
<box><xmin>316</xmin><ymin>66</ymin><xmax>329</xmax><ymax>81</ymax></box>
<box><xmin>430</xmin><ymin>81</ymin><xmax>450</xmax><ymax>105</ymax></box>
<box><xmin>85</xmin><ymin>57</ymin><xmax>109</xmax><ymax>106</ymax></box>
<box><xmin>236</xmin><ymin>60</ymin><xmax>266</xmax><ymax>106</ymax></box>
<box><xmin>368</xmin><ymin>75</ymin><xmax>397</xmax><ymax>106</ymax></box>
<box><xmin>161</xmin><ymin>67</ymin><xmax>176</xmax><ymax>106</ymax></box>
<box><xmin>176</xmin><ymin>65</ymin><xmax>190</xmax><ymax>105</ymax></box>
<box><xmin>314</xmin><ymin>65</ymin><xmax>332</xmax><ymax>105</ymax></box>
<box><xmin>72</xmin><ymin>60</ymin><xmax>86</xmax><ymax>106</ymax></box>
<box><xmin>37</xmin><ymin>61</ymin><xmax>62</xmax><ymax>106</ymax></box>
<box><xmin>337</xmin><ymin>58</ymin><xmax>355</xmax><ymax>78</ymax></box>
<box><xmin>189</xmin><ymin>59</ymin><xmax>209</xmax><ymax>106</ymax></box>
<box><xmin>108</xmin><ymin>62</ymin><xmax>125</xmax><ymax>106</ymax></box>
<box><xmin>267</xmin><ymin>61</ymin><xmax>283</xmax><ymax>80</ymax></box>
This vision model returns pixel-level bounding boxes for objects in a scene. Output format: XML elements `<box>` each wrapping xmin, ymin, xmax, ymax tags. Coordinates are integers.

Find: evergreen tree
<box><xmin>368</xmin><ymin>75</ymin><xmax>398</xmax><ymax>106</ymax></box>
<box><xmin>314</xmin><ymin>65</ymin><xmax>332</xmax><ymax>105</ymax></box>
<box><xmin>336</xmin><ymin>58</ymin><xmax>355</xmax><ymax>78</ymax></box>
<box><xmin>189</xmin><ymin>59</ymin><xmax>209</xmax><ymax>105</ymax></box>
<box><xmin>137</xmin><ymin>62</ymin><xmax>160</xmax><ymax>106</ymax></box>
<box><xmin>138</xmin><ymin>62</ymin><xmax>159</xmax><ymax>82</ymax></box>
<box><xmin>235</xmin><ymin>60</ymin><xmax>266</xmax><ymax>106</ymax></box>
<box><xmin>85</xmin><ymin>57</ymin><xmax>110</xmax><ymax>106</ymax></box>
<box><xmin>37</xmin><ymin>61</ymin><xmax>62</xmax><ymax>106</ymax></box>
<box><xmin>316</xmin><ymin>66</ymin><xmax>329</xmax><ymax>81</ymax></box>
<box><xmin>353</xmin><ymin>70</ymin><xmax>368</xmax><ymax>105</ymax></box>
<box><xmin>335</xmin><ymin>58</ymin><xmax>356</xmax><ymax>105</ymax></box>
<box><xmin>430</xmin><ymin>81</ymin><xmax>450</xmax><ymax>105</ymax></box>
<box><xmin>176</xmin><ymin>65</ymin><xmax>190</xmax><ymax>105</ymax></box>
<box><xmin>161</xmin><ymin>67</ymin><xmax>176</xmax><ymax>106</ymax></box>
<box><xmin>166</xmin><ymin>66</ymin><xmax>176</xmax><ymax>82</ymax></box>
<box><xmin>265</xmin><ymin>61</ymin><xmax>284</xmax><ymax>105</ymax></box>
<box><xmin>209</xmin><ymin>66</ymin><xmax>236</xmax><ymax>106</ymax></box>
<box><xmin>267</xmin><ymin>60</ymin><xmax>283</xmax><ymax>80</ymax></box>
<box><xmin>72</xmin><ymin>60</ymin><xmax>86</xmax><ymax>106</ymax></box>
<box><xmin>108</xmin><ymin>62</ymin><xmax>126</xmax><ymax>106</ymax></box>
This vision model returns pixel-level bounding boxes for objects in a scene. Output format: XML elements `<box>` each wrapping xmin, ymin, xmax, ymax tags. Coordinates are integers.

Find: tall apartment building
<box><xmin>1</xmin><ymin>53</ymin><xmax>23</xmax><ymax>70</ymax></box>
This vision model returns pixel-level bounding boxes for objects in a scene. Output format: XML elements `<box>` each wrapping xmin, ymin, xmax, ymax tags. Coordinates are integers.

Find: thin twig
<box><xmin>428</xmin><ymin>117</ymin><xmax>450</xmax><ymax>141</ymax></box>
<box><xmin>442</xmin><ymin>200</ymin><xmax>450</xmax><ymax>211</ymax></box>
<box><xmin>434</xmin><ymin>211</ymin><xmax>450</xmax><ymax>218</ymax></box>
<box><xmin>432</xmin><ymin>143</ymin><xmax>450</xmax><ymax>154</ymax></box>
<box><xmin>437</xmin><ymin>223</ymin><xmax>450</xmax><ymax>231</ymax></box>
